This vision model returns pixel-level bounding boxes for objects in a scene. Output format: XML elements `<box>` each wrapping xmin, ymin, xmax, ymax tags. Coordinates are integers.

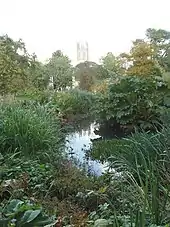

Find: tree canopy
<box><xmin>100</xmin><ymin>52</ymin><xmax>125</xmax><ymax>76</ymax></box>
<box><xmin>0</xmin><ymin>35</ymin><xmax>33</xmax><ymax>94</ymax></box>
<box><xmin>121</xmin><ymin>39</ymin><xmax>161</xmax><ymax>77</ymax></box>
<box><xmin>1</xmin><ymin>27</ymin><xmax>170</xmax><ymax>94</ymax></box>
<box><xmin>45</xmin><ymin>50</ymin><xmax>73</xmax><ymax>90</ymax></box>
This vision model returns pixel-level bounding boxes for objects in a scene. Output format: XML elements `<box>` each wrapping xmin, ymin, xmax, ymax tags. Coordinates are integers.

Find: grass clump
<box><xmin>86</xmin><ymin>111</ymin><xmax>170</xmax><ymax>226</ymax></box>
<box><xmin>0</xmin><ymin>102</ymin><xmax>62</xmax><ymax>157</ymax></box>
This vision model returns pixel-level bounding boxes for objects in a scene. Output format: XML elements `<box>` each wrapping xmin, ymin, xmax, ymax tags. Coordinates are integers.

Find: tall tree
<box><xmin>100</xmin><ymin>52</ymin><xmax>125</xmax><ymax>76</ymax></box>
<box><xmin>74</xmin><ymin>61</ymin><xmax>108</xmax><ymax>91</ymax></box>
<box><xmin>46</xmin><ymin>50</ymin><xmax>73</xmax><ymax>90</ymax></box>
<box><xmin>122</xmin><ymin>39</ymin><xmax>161</xmax><ymax>77</ymax></box>
<box><xmin>146</xmin><ymin>28</ymin><xmax>170</xmax><ymax>70</ymax></box>
<box><xmin>30</xmin><ymin>57</ymin><xmax>49</xmax><ymax>90</ymax></box>
<box><xmin>0</xmin><ymin>35</ymin><xmax>32</xmax><ymax>94</ymax></box>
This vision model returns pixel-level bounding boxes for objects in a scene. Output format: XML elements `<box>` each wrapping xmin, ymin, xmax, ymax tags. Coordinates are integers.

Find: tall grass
<box><xmin>107</xmin><ymin>128</ymin><xmax>170</xmax><ymax>226</ymax></box>
<box><xmin>88</xmin><ymin>111</ymin><xmax>170</xmax><ymax>226</ymax></box>
<box><xmin>0</xmin><ymin>102</ymin><xmax>62</xmax><ymax>157</ymax></box>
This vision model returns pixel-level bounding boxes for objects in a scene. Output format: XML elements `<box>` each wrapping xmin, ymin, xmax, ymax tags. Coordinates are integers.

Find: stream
<box><xmin>65</xmin><ymin>121</ymin><xmax>108</xmax><ymax>176</ymax></box>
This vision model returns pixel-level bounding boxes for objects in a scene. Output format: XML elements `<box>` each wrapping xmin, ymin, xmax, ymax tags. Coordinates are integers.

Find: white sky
<box><xmin>0</xmin><ymin>0</ymin><xmax>170</xmax><ymax>64</ymax></box>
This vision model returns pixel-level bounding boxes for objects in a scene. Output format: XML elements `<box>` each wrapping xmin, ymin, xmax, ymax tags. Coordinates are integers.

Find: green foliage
<box><xmin>75</xmin><ymin>61</ymin><xmax>98</xmax><ymax>91</ymax></box>
<box><xmin>0</xmin><ymin>156</ymin><xmax>54</xmax><ymax>197</ymax></box>
<box><xmin>0</xmin><ymin>102</ymin><xmax>62</xmax><ymax>156</ymax></box>
<box><xmin>0</xmin><ymin>35</ymin><xmax>34</xmax><ymax>94</ymax></box>
<box><xmin>100</xmin><ymin>52</ymin><xmax>125</xmax><ymax>76</ymax></box>
<box><xmin>94</xmin><ymin>76</ymin><xmax>164</xmax><ymax>128</ymax></box>
<box><xmin>0</xmin><ymin>35</ymin><xmax>49</xmax><ymax>93</ymax></box>
<box><xmin>74</xmin><ymin>61</ymin><xmax>110</xmax><ymax>91</ymax></box>
<box><xmin>0</xmin><ymin>151</ymin><xmax>99</xmax><ymax>205</ymax></box>
<box><xmin>88</xmin><ymin>139</ymin><xmax>129</xmax><ymax>163</ymax></box>
<box><xmin>146</xmin><ymin>28</ymin><xmax>170</xmax><ymax>70</ymax></box>
<box><xmin>15</xmin><ymin>88</ymin><xmax>96</xmax><ymax>121</ymax></box>
<box><xmin>88</xmin><ymin>112</ymin><xmax>170</xmax><ymax>226</ymax></box>
<box><xmin>0</xmin><ymin>199</ymin><xmax>56</xmax><ymax>226</ymax></box>
<box><xmin>88</xmin><ymin>207</ymin><xmax>169</xmax><ymax>226</ymax></box>
<box><xmin>2</xmin><ymin>28</ymin><xmax>170</xmax><ymax>227</ymax></box>
<box><xmin>16</xmin><ymin>89</ymin><xmax>51</xmax><ymax>104</ymax></box>
<box><xmin>49</xmin><ymin>160</ymin><xmax>97</xmax><ymax>200</ymax></box>
<box><xmin>30</xmin><ymin>60</ymin><xmax>49</xmax><ymax>90</ymax></box>
<box><xmin>46</xmin><ymin>50</ymin><xmax>73</xmax><ymax>90</ymax></box>
<box><xmin>51</xmin><ymin>89</ymin><xmax>95</xmax><ymax>119</ymax></box>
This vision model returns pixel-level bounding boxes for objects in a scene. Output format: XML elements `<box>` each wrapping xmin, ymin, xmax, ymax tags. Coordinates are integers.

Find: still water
<box><xmin>65</xmin><ymin>122</ymin><xmax>108</xmax><ymax>176</ymax></box>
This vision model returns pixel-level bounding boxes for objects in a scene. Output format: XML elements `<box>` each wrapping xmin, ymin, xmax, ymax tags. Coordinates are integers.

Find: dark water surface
<box><xmin>65</xmin><ymin>121</ymin><xmax>108</xmax><ymax>176</ymax></box>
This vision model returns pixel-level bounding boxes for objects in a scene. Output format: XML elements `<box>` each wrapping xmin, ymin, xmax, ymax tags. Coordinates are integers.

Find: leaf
<box><xmin>98</xmin><ymin>186</ymin><xmax>108</xmax><ymax>193</ymax></box>
<box><xmin>27</xmin><ymin>214</ymin><xmax>55</xmax><ymax>226</ymax></box>
<box><xmin>25</xmin><ymin>210</ymin><xmax>41</xmax><ymax>223</ymax></box>
<box><xmin>6</xmin><ymin>199</ymin><xmax>24</xmax><ymax>214</ymax></box>
<box><xmin>94</xmin><ymin>219</ymin><xmax>109</xmax><ymax>227</ymax></box>
<box><xmin>20</xmin><ymin>209</ymin><xmax>41</xmax><ymax>224</ymax></box>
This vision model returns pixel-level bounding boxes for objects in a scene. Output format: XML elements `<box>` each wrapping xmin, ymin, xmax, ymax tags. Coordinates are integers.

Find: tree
<box><xmin>146</xmin><ymin>28</ymin><xmax>170</xmax><ymax>70</ymax></box>
<box><xmin>100</xmin><ymin>52</ymin><xmax>125</xmax><ymax>76</ymax></box>
<box><xmin>0</xmin><ymin>35</ymin><xmax>33</xmax><ymax>94</ymax></box>
<box><xmin>30</xmin><ymin>58</ymin><xmax>49</xmax><ymax>90</ymax></box>
<box><xmin>46</xmin><ymin>50</ymin><xmax>73</xmax><ymax>90</ymax></box>
<box><xmin>122</xmin><ymin>39</ymin><xmax>161</xmax><ymax>77</ymax></box>
<box><xmin>75</xmin><ymin>61</ymin><xmax>98</xmax><ymax>91</ymax></box>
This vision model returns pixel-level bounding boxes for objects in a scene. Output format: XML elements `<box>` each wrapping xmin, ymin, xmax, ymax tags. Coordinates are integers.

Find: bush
<box><xmin>94</xmin><ymin>76</ymin><xmax>165</xmax><ymax>129</ymax></box>
<box><xmin>51</xmin><ymin>89</ymin><xmax>95</xmax><ymax>119</ymax></box>
<box><xmin>0</xmin><ymin>102</ymin><xmax>62</xmax><ymax>156</ymax></box>
<box><xmin>16</xmin><ymin>88</ymin><xmax>51</xmax><ymax>104</ymax></box>
<box><xmin>0</xmin><ymin>155</ymin><xmax>55</xmax><ymax>198</ymax></box>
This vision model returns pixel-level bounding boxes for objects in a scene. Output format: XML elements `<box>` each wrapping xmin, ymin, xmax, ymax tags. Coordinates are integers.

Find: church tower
<box><xmin>76</xmin><ymin>41</ymin><xmax>89</xmax><ymax>63</ymax></box>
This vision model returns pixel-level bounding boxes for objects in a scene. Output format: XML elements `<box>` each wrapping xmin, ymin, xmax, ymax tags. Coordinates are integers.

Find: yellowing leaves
<box><xmin>91</xmin><ymin>80</ymin><xmax>109</xmax><ymax>93</ymax></box>
<box><xmin>123</xmin><ymin>39</ymin><xmax>161</xmax><ymax>77</ymax></box>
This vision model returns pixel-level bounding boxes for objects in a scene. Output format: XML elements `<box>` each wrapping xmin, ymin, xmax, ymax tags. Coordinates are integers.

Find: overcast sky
<box><xmin>0</xmin><ymin>0</ymin><xmax>170</xmax><ymax>64</ymax></box>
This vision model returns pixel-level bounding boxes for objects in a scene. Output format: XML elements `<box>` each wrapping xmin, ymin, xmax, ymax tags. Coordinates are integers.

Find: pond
<box><xmin>65</xmin><ymin>121</ymin><xmax>108</xmax><ymax>176</ymax></box>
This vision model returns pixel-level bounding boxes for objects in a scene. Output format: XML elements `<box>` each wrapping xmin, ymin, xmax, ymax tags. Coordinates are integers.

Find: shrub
<box><xmin>0</xmin><ymin>155</ymin><xmax>55</xmax><ymax>198</ymax></box>
<box><xmin>16</xmin><ymin>88</ymin><xmax>51</xmax><ymax>104</ymax></box>
<box><xmin>94</xmin><ymin>76</ymin><xmax>165</xmax><ymax>129</ymax></box>
<box><xmin>51</xmin><ymin>89</ymin><xmax>95</xmax><ymax>119</ymax></box>
<box><xmin>0</xmin><ymin>102</ymin><xmax>62</xmax><ymax>156</ymax></box>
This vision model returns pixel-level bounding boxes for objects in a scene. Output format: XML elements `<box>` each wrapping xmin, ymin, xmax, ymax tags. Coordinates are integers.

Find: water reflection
<box><xmin>65</xmin><ymin>122</ymin><xmax>108</xmax><ymax>176</ymax></box>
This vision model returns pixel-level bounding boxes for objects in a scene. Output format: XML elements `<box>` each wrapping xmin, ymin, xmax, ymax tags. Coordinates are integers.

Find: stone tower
<box><xmin>76</xmin><ymin>41</ymin><xmax>89</xmax><ymax>63</ymax></box>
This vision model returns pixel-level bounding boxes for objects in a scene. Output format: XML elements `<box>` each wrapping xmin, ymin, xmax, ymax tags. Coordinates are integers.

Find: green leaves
<box><xmin>19</xmin><ymin>208</ymin><xmax>41</xmax><ymax>223</ymax></box>
<box><xmin>52</xmin><ymin>89</ymin><xmax>95</xmax><ymax>118</ymax></box>
<box><xmin>95</xmin><ymin>76</ymin><xmax>164</xmax><ymax>129</ymax></box>
<box><xmin>1</xmin><ymin>199</ymin><xmax>56</xmax><ymax>227</ymax></box>
<box><xmin>100</xmin><ymin>52</ymin><xmax>125</xmax><ymax>77</ymax></box>
<box><xmin>5</xmin><ymin>199</ymin><xmax>24</xmax><ymax>213</ymax></box>
<box><xmin>0</xmin><ymin>35</ymin><xmax>33</xmax><ymax>94</ymax></box>
<box><xmin>0</xmin><ymin>102</ymin><xmax>62</xmax><ymax>157</ymax></box>
<box><xmin>46</xmin><ymin>50</ymin><xmax>73</xmax><ymax>90</ymax></box>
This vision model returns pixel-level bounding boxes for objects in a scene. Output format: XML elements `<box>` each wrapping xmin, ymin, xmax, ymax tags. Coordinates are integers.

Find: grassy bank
<box><xmin>16</xmin><ymin>89</ymin><xmax>95</xmax><ymax>123</ymax></box>
<box><xmin>0</xmin><ymin>101</ymin><xmax>102</xmax><ymax>226</ymax></box>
